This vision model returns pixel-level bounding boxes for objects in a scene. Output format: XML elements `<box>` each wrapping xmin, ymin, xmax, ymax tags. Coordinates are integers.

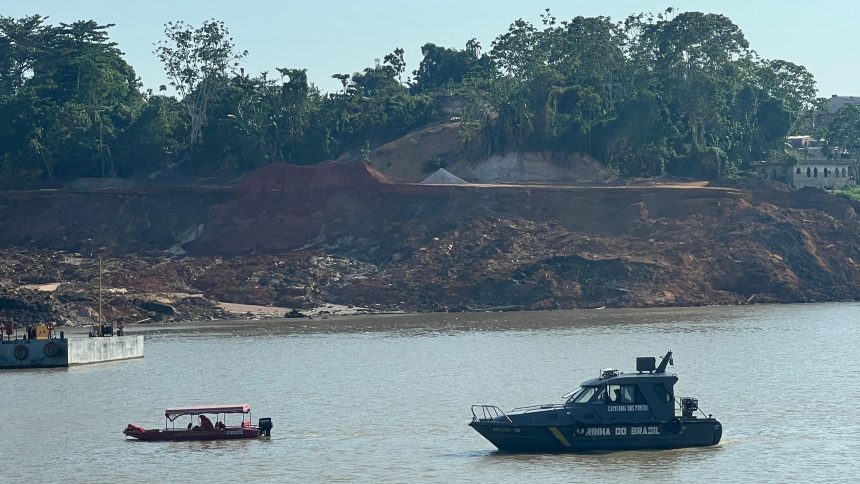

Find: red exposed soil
<box><xmin>1</xmin><ymin>159</ymin><xmax>860</xmax><ymax>325</ymax></box>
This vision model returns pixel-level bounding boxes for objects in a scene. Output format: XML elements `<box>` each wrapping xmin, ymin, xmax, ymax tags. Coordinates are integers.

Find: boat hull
<box><xmin>469</xmin><ymin>418</ymin><xmax>722</xmax><ymax>452</ymax></box>
<box><xmin>124</xmin><ymin>428</ymin><xmax>260</xmax><ymax>441</ymax></box>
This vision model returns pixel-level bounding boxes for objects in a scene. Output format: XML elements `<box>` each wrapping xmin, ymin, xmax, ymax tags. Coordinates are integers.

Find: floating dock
<box><xmin>0</xmin><ymin>333</ymin><xmax>144</xmax><ymax>369</ymax></box>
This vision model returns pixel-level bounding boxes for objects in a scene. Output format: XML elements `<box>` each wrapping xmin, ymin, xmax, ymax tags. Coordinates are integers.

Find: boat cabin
<box><xmin>563</xmin><ymin>372</ymin><xmax>677</xmax><ymax>423</ymax></box>
<box><xmin>561</xmin><ymin>353</ymin><xmax>677</xmax><ymax>423</ymax></box>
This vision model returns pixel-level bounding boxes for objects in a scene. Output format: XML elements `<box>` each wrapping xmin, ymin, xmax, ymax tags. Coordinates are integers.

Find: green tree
<box><xmin>827</xmin><ymin>104</ymin><xmax>860</xmax><ymax>157</ymax></box>
<box><xmin>0</xmin><ymin>15</ymin><xmax>53</xmax><ymax>98</ymax></box>
<box><xmin>223</xmin><ymin>68</ymin><xmax>317</xmax><ymax>165</ymax></box>
<box><xmin>154</xmin><ymin>19</ymin><xmax>247</xmax><ymax>153</ymax></box>
<box><xmin>544</xmin><ymin>15</ymin><xmax>627</xmax><ymax>111</ymax></box>
<box><xmin>383</xmin><ymin>47</ymin><xmax>406</xmax><ymax>83</ymax></box>
<box><xmin>56</xmin><ymin>20</ymin><xmax>144</xmax><ymax>177</ymax></box>
<box><xmin>112</xmin><ymin>94</ymin><xmax>184</xmax><ymax>175</ymax></box>
<box><xmin>489</xmin><ymin>18</ymin><xmax>543</xmax><ymax>79</ymax></box>
<box><xmin>627</xmin><ymin>11</ymin><xmax>754</xmax><ymax>176</ymax></box>
<box><xmin>412</xmin><ymin>42</ymin><xmax>486</xmax><ymax>92</ymax></box>
<box><xmin>331</xmin><ymin>73</ymin><xmax>350</xmax><ymax>93</ymax></box>
<box><xmin>754</xmin><ymin>59</ymin><xmax>818</xmax><ymax>134</ymax></box>
<box><xmin>0</xmin><ymin>16</ymin><xmax>144</xmax><ymax>180</ymax></box>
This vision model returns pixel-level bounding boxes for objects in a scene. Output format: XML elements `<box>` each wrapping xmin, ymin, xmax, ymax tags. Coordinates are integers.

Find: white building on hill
<box><xmin>762</xmin><ymin>136</ymin><xmax>857</xmax><ymax>189</ymax></box>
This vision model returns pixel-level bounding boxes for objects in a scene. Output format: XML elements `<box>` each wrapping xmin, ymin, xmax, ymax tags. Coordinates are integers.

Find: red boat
<box><xmin>123</xmin><ymin>404</ymin><xmax>273</xmax><ymax>441</ymax></box>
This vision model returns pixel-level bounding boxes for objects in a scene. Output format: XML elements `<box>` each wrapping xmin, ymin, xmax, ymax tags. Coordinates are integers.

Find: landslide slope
<box><xmin>1</xmin><ymin>161</ymin><xmax>860</xmax><ymax>323</ymax></box>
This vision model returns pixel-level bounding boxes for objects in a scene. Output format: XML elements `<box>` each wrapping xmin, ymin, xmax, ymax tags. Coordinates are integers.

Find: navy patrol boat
<box><xmin>469</xmin><ymin>351</ymin><xmax>721</xmax><ymax>452</ymax></box>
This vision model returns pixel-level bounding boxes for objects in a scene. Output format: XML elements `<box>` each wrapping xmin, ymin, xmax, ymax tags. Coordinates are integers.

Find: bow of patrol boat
<box><xmin>469</xmin><ymin>404</ymin><xmax>577</xmax><ymax>452</ymax></box>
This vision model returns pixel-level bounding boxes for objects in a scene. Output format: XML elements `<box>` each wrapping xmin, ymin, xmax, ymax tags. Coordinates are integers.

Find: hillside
<box><xmin>342</xmin><ymin>121</ymin><xmax>616</xmax><ymax>184</ymax></box>
<box><xmin>2</xmin><ymin>157</ymin><xmax>860</xmax><ymax>326</ymax></box>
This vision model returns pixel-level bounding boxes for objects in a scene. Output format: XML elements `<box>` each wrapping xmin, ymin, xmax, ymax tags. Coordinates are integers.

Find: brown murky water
<box><xmin>3</xmin><ymin>303</ymin><xmax>859</xmax><ymax>482</ymax></box>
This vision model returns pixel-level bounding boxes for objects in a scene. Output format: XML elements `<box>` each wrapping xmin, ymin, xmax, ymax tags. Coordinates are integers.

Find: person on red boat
<box><xmin>199</xmin><ymin>414</ymin><xmax>215</xmax><ymax>431</ymax></box>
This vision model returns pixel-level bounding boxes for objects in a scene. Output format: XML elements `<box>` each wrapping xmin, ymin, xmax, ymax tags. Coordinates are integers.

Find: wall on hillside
<box><xmin>456</xmin><ymin>151</ymin><xmax>616</xmax><ymax>183</ymax></box>
<box><xmin>353</xmin><ymin>121</ymin><xmax>616</xmax><ymax>184</ymax></box>
<box><xmin>0</xmin><ymin>189</ymin><xmax>228</xmax><ymax>253</ymax></box>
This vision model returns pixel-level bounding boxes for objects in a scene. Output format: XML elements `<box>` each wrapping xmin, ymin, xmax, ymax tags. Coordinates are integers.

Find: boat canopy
<box><xmin>165</xmin><ymin>404</ymin><xmax>251</xmax><ymax>420</ymax></box>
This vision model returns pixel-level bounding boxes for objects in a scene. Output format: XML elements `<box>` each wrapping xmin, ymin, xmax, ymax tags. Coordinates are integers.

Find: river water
<box><xmin>2</xmin><ymin>303</ymin><xmax>859</xmax><ymax>483</ymax></box>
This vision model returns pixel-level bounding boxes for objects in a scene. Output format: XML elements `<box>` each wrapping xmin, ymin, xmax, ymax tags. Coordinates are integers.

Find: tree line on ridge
<box><xmin>1</xmin><ymin>9</ymin><xmax>855</xmax><ymax>185</ymax></box>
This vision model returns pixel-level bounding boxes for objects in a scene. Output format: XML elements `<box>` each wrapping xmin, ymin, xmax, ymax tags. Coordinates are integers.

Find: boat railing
<box><xmin>471</xmin><ymin>404</ymin><xmax>512</xmax><ymax>423</ymax></box>
<box><xmin>510</xmin><ymin>403</ymin><xmax>563</xmax><ymax>413</ymax></box>
<box><xmin>675</xmin><ymin>396</ymin><xmax>713</xmax><ymax>419</ymax></box>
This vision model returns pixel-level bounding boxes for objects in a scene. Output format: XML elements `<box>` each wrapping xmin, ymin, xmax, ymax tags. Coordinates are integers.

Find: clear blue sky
<box><xmin>6</xmin><ymin>0</ymin><xmax>859</xmax><ymax>97</ymax></box>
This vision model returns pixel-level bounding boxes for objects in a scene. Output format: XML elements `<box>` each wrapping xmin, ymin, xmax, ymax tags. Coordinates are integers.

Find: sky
<box><xmin>5</xmin><ymin>0</ymin><xmax>859</xmax><ymax>97</ymax></box>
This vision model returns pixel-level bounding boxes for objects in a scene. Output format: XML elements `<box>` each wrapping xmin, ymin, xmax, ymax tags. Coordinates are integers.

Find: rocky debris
<box><xmin>0</xmin><ymin>253</ymin><xmax>234</xmax><ymax>325</ymax></box>
<box><xmin>1</xmin><ymin>161</ymin><xmax>860</xmax><ymax>324</ymax></box>
<box><xmin>139</xmin><ymin>300</ymin><xmax>176</xmax><ymax>315</ymax></box>
<box><xmin>284</xmin><ymin>308</ymin><xmax>306</xmax><ymax>318</ymax></box>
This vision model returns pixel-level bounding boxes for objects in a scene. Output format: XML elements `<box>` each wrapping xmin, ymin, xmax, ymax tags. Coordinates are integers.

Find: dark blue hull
<box><xmin>470</xmin><ymin>418</ymin><xmax>722</xmax><ymax>452</ymax></box>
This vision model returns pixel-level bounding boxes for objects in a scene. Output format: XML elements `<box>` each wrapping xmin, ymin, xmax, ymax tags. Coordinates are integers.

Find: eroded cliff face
<box><xmin>1</xmin><ymin>161</ymin><xmax>859</xmax><ymax>324</ymax></box>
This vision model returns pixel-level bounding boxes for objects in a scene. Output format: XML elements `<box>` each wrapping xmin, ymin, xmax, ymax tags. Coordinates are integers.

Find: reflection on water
<box><xmin>2</xmin><ymin>303</ymin><xmax>859</xmax><ymax>482</ymax></box>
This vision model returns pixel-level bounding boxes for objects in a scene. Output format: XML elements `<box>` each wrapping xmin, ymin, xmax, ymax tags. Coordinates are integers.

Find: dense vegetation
<box><xmin>0</xmin><ymin>9</ymin><xmax>848</xmax><ymax>184</ymax></box>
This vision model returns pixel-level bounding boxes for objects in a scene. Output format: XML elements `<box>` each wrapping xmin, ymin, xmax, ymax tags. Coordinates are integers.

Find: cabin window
<box><xmin>570</xmin><ymin>387</ymin><xmax>598</xmax><ymax>404</ymax></box>
<box><xmin>843</xmin><ymin>168</ymin><xmax>848</xmax><ymax>177</ymax></box>
<box><xmin>619</xmin><ymin>385</ymin><xmax>638</xmax><ymax>404</ymax></box>
<box><xmin>604</xmin><ymin>385</ymin><xmax>621</xmax><ymax>403</ymax></box>
<box><xmin>814</xmin><ymin>167</ymin><xmax>818</xmax><ymax>177</ymax></box>
<box><xmin>796</xmin><ymin>167</ymin><xmax>801</xmax><ymax>175</ymax></box>
<box><xmin>598</xmin><ymin>384</ymin><xmax>641</xmax><ymax>404</ymax></box>
<box><xmin>824</xmin><ymin>167</ymin><xmax>829</xmax><ymax>177</ymax></box>
<box><xmin>653</xmin><ymin>384</ymin><xmax>672</xmax><ymax>403</ymax></box>
<box><xmin>807</xmin><ymin>167</ymin><xmax>812</xmax><ymax>177</ymax></box>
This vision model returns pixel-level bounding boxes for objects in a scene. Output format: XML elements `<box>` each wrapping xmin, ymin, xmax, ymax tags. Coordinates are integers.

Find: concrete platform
<box><xmin>0</xmin><ymin>335</ymin><xmax>144</xmax><ymax>369</ymax></box>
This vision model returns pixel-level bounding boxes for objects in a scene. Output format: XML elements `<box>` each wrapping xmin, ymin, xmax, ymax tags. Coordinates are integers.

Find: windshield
<box><xmin>565</xmin><ymin>386</ymin><xmax>598</xmax><ymax>404</ymax></box>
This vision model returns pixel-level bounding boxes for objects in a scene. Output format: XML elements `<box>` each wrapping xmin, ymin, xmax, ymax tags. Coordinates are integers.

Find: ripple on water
<box><xmin>3</xmin><ymin>303</ymin><xmax>860</xmax><ymax>482</ymax></box>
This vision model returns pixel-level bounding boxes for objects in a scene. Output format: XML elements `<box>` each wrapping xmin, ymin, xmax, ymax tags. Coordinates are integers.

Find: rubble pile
<box><xmin>2</xmin><ymin>162</ymin><xmax>860</xmax><ymax>325</ymax></box>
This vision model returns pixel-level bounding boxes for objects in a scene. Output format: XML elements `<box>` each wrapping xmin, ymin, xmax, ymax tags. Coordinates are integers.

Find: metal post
<box><xmin>98</xmin><ymin>256</ymin><xmax>103</xmax><ymax>337</ymax></box>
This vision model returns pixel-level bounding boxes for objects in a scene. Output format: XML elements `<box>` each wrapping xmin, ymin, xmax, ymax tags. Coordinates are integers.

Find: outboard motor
<box><xmin>258</xmin><ymin>417</ymin><xmax>273</xmax><ymax>437</ymax></box>
<box><xmin>680</xmin><ymin>397</ymin><xmax>699</xmax><ymax>418</ymax></box>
